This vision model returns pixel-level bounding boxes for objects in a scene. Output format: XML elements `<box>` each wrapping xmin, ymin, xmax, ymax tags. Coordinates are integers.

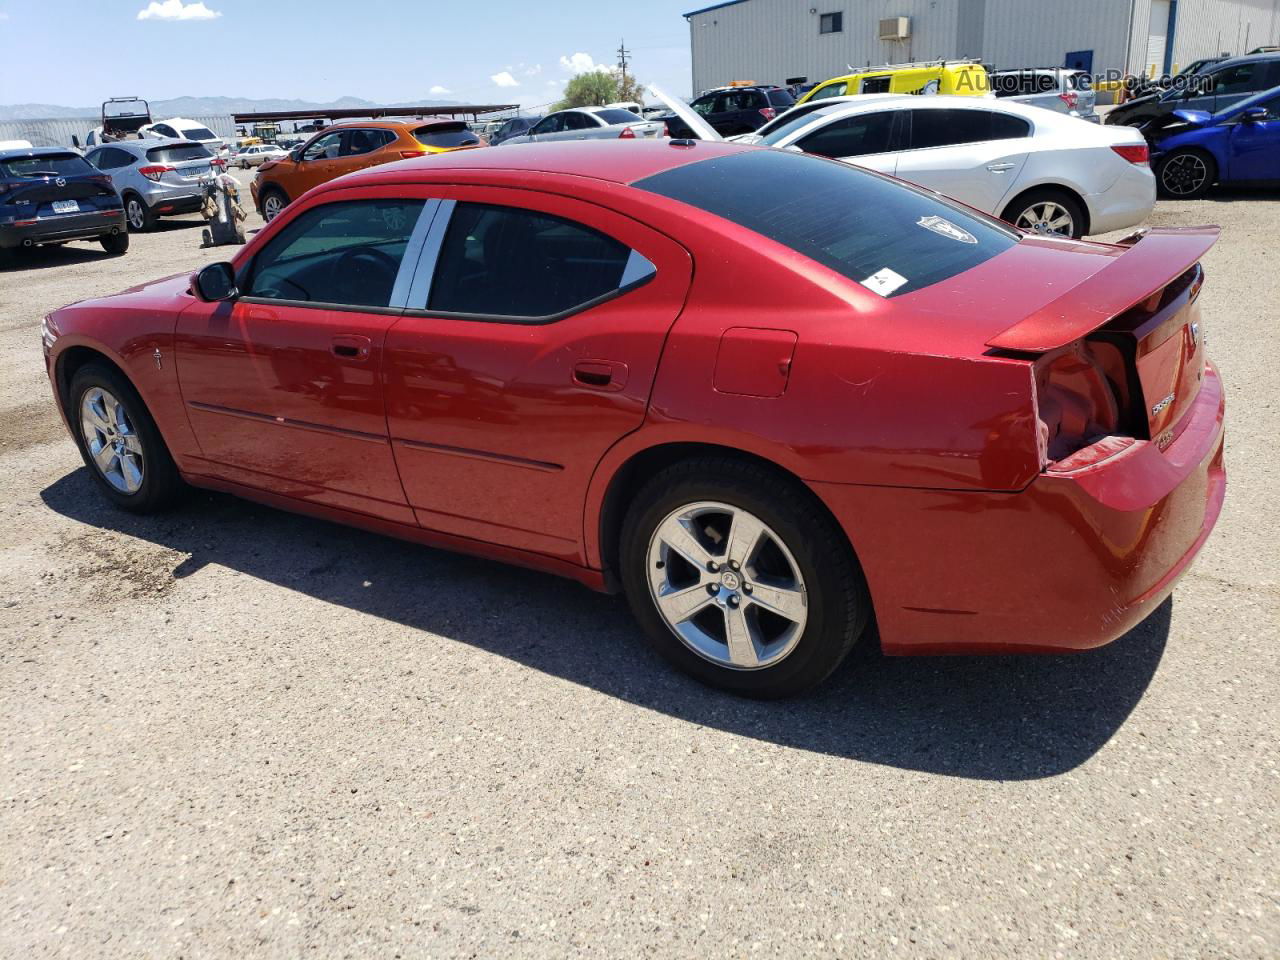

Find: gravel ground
<box><xmin>1</xmin><ymin>174</ymin><xmax>1276</xmax><ymax>959</ymax></box>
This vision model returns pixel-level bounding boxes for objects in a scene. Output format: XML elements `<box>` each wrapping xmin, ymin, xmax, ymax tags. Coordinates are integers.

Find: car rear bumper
<box><xmin>137</xmin><ymin>180</ymin><xmax>205</xmax><ymax>214</ymax></box>
<box><xmin>1087</xmin><ymin>160</ymin><xmax>1157</xmax><ymax>234</ymax></box>
<box><xmin>0</xmin><ymin>209</ymin><xmax>127</xmax><ymax>249</ymax></box>
<box><xmin>810</xmin><ymin>363</ymin><xmax>1226</xmax><ymax>655</ymax></box>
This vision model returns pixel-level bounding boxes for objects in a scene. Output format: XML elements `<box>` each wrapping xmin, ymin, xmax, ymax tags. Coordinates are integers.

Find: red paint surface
<box><xmin>44</xmin><ymin>141</ymin><xmax>1228</xmax><ymax>656</ymax></box>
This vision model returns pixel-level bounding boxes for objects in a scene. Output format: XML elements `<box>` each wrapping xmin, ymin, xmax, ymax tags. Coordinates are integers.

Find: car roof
<box><xmin>803</xmin><ymin>94</ymin><xmax>1040</xmax><ymax>119</ymax></box>
<box><xmin>358</xmin><ymin>137</ymin><xmax>751</xmax><ymax>186</ymax></box>
<box><xmin>1206</xmin><ymin>52</ymin><xmax>1280</xmax><ymax>69</ymax></box>
<box><xmin>323</xmin><ymin>118</ymin><xmax>459</xmax><ymax>130</ymax></box>
<box><xmin>0</xmin><ymin>146</ymin><xmax>83</xmax><ymax>160</ymax></box>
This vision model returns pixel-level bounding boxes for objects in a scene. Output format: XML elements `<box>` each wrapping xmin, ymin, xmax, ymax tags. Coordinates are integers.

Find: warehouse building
<box><xmin>685</xmin><ymin>0</ymin><xmax>1280</xmax><ymax>93</ymax></box>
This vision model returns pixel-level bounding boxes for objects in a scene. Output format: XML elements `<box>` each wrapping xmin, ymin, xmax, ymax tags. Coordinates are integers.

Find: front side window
<box><xmin>691</xmin><ymin>95</ymin><xmax>717</xmax><ymax>116</ymax></box>
<box><xmin>634</xmin><ymin>150</ymin><xmax>1017</xmax><ymax>299</ymax></box>
<box><xmin>532</xmin><ymin>114</ymin><xmax>564</xmax><ymax>135</ymax></box>
<box><xmin>796</xmin><ymin>111</ymin><xmax>895</xmax><ymax>158</ymax></box>
<box><xmin>302</xmin><ymin>132</ymin><xmax>343</xmax><ymax>161</ymax></box>
<box><xmin>909</xmin><ymin>109</ymin><xmax>1029</xmax><ymax>149</ymax></box>
<box><xmin>154</xmin><ymin>124</ymin><xmax>179</xmax><ymax>138</ymax></box>
<box><xmin>426</xmin><ymin>203</ymin><xmax>644</xmax><ymax>319</ymax></box>
<box><xmin>819</xmin><ymin>11</ymin><xmax>843</xmax><ymax>33</ymax></box>
<box><xmin>808</xmin><ymin>81</ymin><xmax>849</xmax><ymax>101</ymax></box>
<box><xmin>245</xmin><ymin>199</ymin><xmax>426</xmax><ymax>308</ymax></box>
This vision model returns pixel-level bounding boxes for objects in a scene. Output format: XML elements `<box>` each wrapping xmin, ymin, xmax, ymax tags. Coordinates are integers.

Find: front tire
<box><xmin>620</xmin><ymin>458</ymin><xmax>870</xmax><ymax>698</ymax></box>
<box><xmin>100</xmin><ymin>232</ymin><xmax>129</xmax><ymax>255</ymax></box>
<box><xmin>1002</xmin><ymin>187</ymin><xmax>1086</xmax><ymax>239</ymax></box>
<box><xmin>123</xmin><ymin>194</ymin><xmax>155</xmax><ymax>233</ymax></box>
<box><xmin>1157</xmin><ymin>148</ymin><xmax>1216</xmax><ymax>199</ymax></box>
<box><xmin>68</xmin><ymin>363</ymin><xmax>182</xmax><ymax>513</ymax></box>
<box><xmin>260</xmin><ymin>187</ymin><xmax>287</xmax><ymax>222</ymax></box>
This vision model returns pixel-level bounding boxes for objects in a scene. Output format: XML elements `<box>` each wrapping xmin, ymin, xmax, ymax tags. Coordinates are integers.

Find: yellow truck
<box><xmin>798</xmin><ymin>60</ymin><xmax>990</xmax><ymax>103</ymax></box>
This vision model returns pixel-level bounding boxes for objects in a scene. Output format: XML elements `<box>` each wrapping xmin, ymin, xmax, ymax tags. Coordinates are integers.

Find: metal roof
<box><xmin>683</xmin><ymin>0</ymin><xmax>750</xmax><ymax>18</ymax></box>
<box><xmin>231</xmin><ymin>104</ymin><xmax>519</xmax><ymax>123</ymax></box>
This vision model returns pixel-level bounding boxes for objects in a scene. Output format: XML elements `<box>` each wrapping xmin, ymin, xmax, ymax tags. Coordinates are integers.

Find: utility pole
<box><xmin>617</xmin><ymin>38</ymin><xmax>632</xmax><ymax>90</ymax></box>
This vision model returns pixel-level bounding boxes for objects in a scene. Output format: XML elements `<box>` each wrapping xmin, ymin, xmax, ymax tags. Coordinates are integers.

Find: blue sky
<box><xmin>0</xmin><ymin>0</ymin><xmax>697</xmax><ymax>107</ymax></box>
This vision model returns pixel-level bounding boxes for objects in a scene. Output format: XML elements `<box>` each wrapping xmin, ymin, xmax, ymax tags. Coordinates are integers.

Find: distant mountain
<box><xmin>0</xmin><ymin>95</ymin><xmax>464</xmax><ymax>122</ymax></box>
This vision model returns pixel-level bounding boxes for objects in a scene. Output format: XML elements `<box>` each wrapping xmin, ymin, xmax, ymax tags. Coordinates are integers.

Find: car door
<box><xmin>792</xmin><ymin>110</ymin><xmax>901</xmax><ymax>176</ymax></box>
<box><xmin>174</xmin><ymin>188</ymin><xmax>438</xmax><ymax>522</ymax></box>
<box><xmin>1225</xmin><ymin>94</ymin><xmax>1280</xmax><ymax>181</ymax></box>
<box><xmin>291</xmin><ymin>130</ymin><xmax>345</xmax><ymax>195</ymax></box>
<box><xmin>893</xmin><ymin>107</ymin><xmax>1032</xmax><ymax>214</ymax></box>
<box><xmin>524</xmin><ymin>113</ymin><xmax>566</xmax><ymax>143</ymax></box>
<box><xmin>382</xmin><ymin>187</ymin><xmax>693</xmax><ymax>560</ymax></box>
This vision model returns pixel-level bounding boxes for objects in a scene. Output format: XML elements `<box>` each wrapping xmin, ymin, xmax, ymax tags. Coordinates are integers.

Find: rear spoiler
<box><xmin>985</xmin><ymin>226</ymin><xmax>1220</xmax><ymax>353</ymax></box>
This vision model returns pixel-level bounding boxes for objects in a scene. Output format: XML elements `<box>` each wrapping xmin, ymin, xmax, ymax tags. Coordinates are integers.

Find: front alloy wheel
<box><xmin>80</xmin><ymin>386</ymin><xmax>144</xmax><ymax>494</ymax></box>
<box><xmin>262</xmin><ymin>192</ymin><xmax>285</xmax><ymax>222</ymax></box>
<box><xmin>1159</xmin><ymin>151</ymin><xmax>1214</xmax><ymax>198</ymax></box>
<box><xmin>647</xmin><ymin>501</ymin><xmax>808</xmax><ymax>670</ymax></box>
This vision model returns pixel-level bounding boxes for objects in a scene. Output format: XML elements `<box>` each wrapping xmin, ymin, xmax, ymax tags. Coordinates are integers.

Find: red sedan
<box><xmin>41</xmin><ymin>140</ymin><xmax>1226</xmax><ymax>698</ymax></box>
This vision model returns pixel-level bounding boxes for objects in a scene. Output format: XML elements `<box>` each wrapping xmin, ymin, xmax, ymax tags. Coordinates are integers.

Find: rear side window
<box><xmin>0</xmin><ymin>153</ymin><xmax>95</xmax><ymax>178</ymax></box>
<box><xmin>909</xmin><ymin>109</ymin><xmax>1030</xmax><ymax>149</ymax></box>
<box><xmin>246</xmin><ymin>199</ymin><xmax>426</xmax><ymax>308</ymax></box>
<box><xmin>414</xmin><ymin>124</ymin><xmax>481</xmax><ymax>148</ymax></box>
<box><xmin>185</xmin><ymin>126</ymin><xmax>217</xmax><ymax>140</ymax></box>
<box><xmin>796</xmin><ymin>111</ymin><xmax>894</xmax><ymax>158</ymax></box>
<box><xmin>860</xmin><ymin>75</ymin><xmax>892</xmax><ymax>94</ymax></box>
<box><xmin>634</xmin><ymin>150</ymin><xmax>1017</xmax><ymax>299</ymax></box>
<box><xmin>145</xmin><ymin>143</ymin><xmax>212</xmax><ymax>163</ymax></box>
<box><xmin>426</xmin><ymin>203</ymin><xmax>645</xmax><ymax>319</ymax></box>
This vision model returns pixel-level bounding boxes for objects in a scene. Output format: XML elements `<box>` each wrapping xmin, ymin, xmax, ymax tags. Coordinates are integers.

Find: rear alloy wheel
<box><xmin>621</xmin><ymin>458</ymin><xmax>869</xmax><ymax>698</ymax></box>
<box><xmin>1004</xmin><ymin>189</ymin><xmax>1085</xmax><ymax>239</ymax></box>
<box><xmin>1157</xmin><ymin>149</ymin><xmax>1216</xmax><ymax>199</ymax></box>
<box><xmin>124</xmin><ymin>195</ymin><xmax>155</xmax><ymax>232</ymax></box>
<box><xmin>69</xmin><ymin>364</ymin><xmax>181</xmax><ymax>512</ymax></box>
<box><xmin>261</xmin><ymin>190</ymin><xmax>286</xmax><ymax>222</ymax></box>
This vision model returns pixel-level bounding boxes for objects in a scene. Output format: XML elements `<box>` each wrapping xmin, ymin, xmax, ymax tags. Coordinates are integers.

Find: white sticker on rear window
<box><xmin>860</xmin><ymin>267</ymin><xmax>908</xmax><ymax>297</ymax></box>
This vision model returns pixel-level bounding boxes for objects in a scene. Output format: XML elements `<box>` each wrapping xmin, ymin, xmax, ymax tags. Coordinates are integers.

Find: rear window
<box><xmin>595</xmin><ymin>109</ymin><xmax>642</xmax><ymax>125</ymax></box>
<box><xmin>183</xmin><ymin>126</ymin><xmax>217</xmax><ymax>140</ymax></box>
<box><xmin>414</xmin><ymin>124</ymin><xmax>481</xmax><ymax>148</ymax></box>
<box><xmin>633</xmin><ymin>150</ymin><xmax>1017</xmax><ymax>299</ymax></box>
<box><xmin>767</xmin><ymin>88</ymin><xmax>796</xmax><ymax>106</ymax></box>
<box><xmin>145</xmin><ymin>143</ymin><xmax>212</xmax><ymax>163</ymax></box>
<box><xmin>0</xmin><ymin>153</ymin><xmax>95</xmax><ymax>178</ymax></box>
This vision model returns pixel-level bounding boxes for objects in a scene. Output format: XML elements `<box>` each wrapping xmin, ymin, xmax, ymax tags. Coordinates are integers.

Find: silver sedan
<box><xmin>497</xmin><ymin>107</ymin><xmax>664</xmax><ymax>145</ymax></box>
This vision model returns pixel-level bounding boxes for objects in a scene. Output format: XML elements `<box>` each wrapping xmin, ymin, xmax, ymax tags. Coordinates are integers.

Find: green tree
<box><xmin>614</xmin><ymin>71</ymin><xmax>645</xmax><ymax>105</ymax></box>
<box><xmin>554</xmin><ymin>71</ymin><xmax>618</xmax><ymax>111</ymax></box>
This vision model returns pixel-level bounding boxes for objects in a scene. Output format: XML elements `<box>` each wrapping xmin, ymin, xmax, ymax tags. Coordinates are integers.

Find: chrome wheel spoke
<box><xmin>122</xmin><ymin>434</ymin><xmax>143</xmax><ymax>455</ymax></box>
<box><xmin>118</xmin><ymin>454</ymin><xmax>143</xmax><ymax>493</ymax></box>
<box><xmin>656</xmin><ymin>515</ymin><xmax>713</xmax><ymax>570</ymax></box>
<box><xmin>654</xmin><ymin>582</ymin><xmax>715</xmax><ymax>624</ymax></box>
<box><xmin>746</xmin><ymin>581</ymin><xmax>807</xmax><ymax>623</ymax></box>
<box><xmin>92</xmin><ymin>441</ymin><xmax>117</xmax><ymax>472</ymax></box>
<box><xmin>723</xmin><ymin>605</ymin><xmax>759</xmax><ymax>668</ymax></box>
<box><xmin>724</xmin><ymin>510</ymin><xmax>764</xmax><ymax>571</ymax></box>
<box><xmin>79</xmin><ymin>386</ymin><xmax>144</xmax><ymax>495</ymax></box>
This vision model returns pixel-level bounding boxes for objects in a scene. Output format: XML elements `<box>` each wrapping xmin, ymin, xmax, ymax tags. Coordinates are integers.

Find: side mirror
<box><xmin>193</xmin><ymin>262</ymin><xmax>238</xmax><ymax>302</ymax></box>
<box><xmin>1242</xmin><ymin>106</ymin><xmax>1270</xmax><ymax>122</ymax></box>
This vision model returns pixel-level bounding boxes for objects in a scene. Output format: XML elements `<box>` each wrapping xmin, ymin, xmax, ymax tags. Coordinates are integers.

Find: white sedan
<box><xmin>663</xmin><ymin>92</ymin><xmax>1155</xmax><ymax>238</ymax></box>
<box><xmin>232</xmin><ymin>144</ymin><xmax>288</xmax><ymax>169</ymax></box>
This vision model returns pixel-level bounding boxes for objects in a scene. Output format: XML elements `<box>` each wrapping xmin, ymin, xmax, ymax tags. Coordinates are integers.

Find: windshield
<box><xmin>0</xmin><ymin>153</ymin><xmax>95</xmax><ymax>178</ymax></box>
<box><xmin>146</xmin><ymin>143</ymin><xmax>212</xmax><ymax>163</ymax></box>
<box><xmin>758</xmin><ymin>106</ymin><xmax>846</xmax><ymax>145</ymax></box>
<box><xmin>633</xmin><ymin>150</ymin><xmax>1018</xmax><ymax>299</ymax></box>
<box><xmin>596</xmin><ymin>109</ymin><xmax>643</xmax><ymax>125</ymax></box>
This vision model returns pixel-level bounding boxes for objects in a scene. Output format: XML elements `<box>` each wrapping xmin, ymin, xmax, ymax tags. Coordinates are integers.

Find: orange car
<box><xmin>250</xmin><ymin>118</ymin><xmax>482</xmax><ymax>221</ymax></box>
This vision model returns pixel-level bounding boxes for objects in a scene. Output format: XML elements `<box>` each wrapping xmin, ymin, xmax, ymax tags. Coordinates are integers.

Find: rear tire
<box><xmin>100</xmin><ymin>232</ymin><xmax>129</xmax><ymax>255</ymax></box>
<box><xmin>123</xmin><ymin>194</ymin><xmax>155</xmax><ymax>233</ymax></box>
<box><xmin>1156</xmin><ymin>148</ymin><xmax>1216</xmax><ymax>199</ymax></box>
<box><xmin>68</xmin><ymin>363</ymin><xmax>182</xmax><ymax>513</ymax></box>
<box><xmin>620</xmin><ymin>457</ymin><xmax>870</xmax><ymax>698</ymax></box>
<box><xmin>1002</xmin><ymin>187</ymin><xmax>1087</xmax><ymax>239</ymax></box>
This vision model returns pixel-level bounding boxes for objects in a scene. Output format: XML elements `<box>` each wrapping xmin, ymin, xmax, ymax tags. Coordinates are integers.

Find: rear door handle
<box><xmin>573</xmin><ymin>359</ymin><xmax>628</xmax><ymax>391</ymax></box>
<box><xmin>986</xmin><ymin>162</ymin><xmax>1016</xmax><ymax>172</ymax></box>
<box><xmin>331</xmin><ymin>334</ymin><xmax>371</xmax><ymax>360</ymax></box>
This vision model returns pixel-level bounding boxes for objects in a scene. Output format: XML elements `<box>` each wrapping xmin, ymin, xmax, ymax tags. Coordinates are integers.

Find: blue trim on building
<box><xmin>684</xmin><ymin>0</ymin><xmax>751</xmax><ymax>18</ymax></box>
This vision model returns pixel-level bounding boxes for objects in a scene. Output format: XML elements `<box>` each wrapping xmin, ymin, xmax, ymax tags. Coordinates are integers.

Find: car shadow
<box><xmin>0</xmin><ymin>244</ymin><xmax>121</xmax><ymax>272</ymax></box>
<box><xmin>40</xmin><ymin>469</ymin><xmax>1171</xmax><ymax>782</ymax></box>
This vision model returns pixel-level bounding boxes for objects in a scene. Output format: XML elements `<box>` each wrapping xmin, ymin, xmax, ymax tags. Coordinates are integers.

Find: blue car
<box><xmin>0</xmin><ymin>147</ymin><xmax>128</xmax><ymax>263</ymax></box>
<box><xmin>1148</xmin><ymin>85</ymin><xmax>1280</xmax><ymax>198</ymax></box>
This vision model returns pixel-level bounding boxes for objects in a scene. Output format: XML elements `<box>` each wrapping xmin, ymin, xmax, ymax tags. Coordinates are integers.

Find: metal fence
<box><xmin>0</xmin><ymin>114</ymin><xmax>237</xmax><ymax>149</ymax></box>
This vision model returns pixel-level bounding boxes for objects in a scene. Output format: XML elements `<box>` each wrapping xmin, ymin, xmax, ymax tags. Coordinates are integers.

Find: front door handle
<box><xmin>986</xmin><ymin>162</ymin><xmax>1016</xmax><ymax>173</ymax></box>
<box><xmin>331</xmin><ymin>334</ymin><xmax>371</xmax><ymax>360</ymax></box>
<box><xmin>573</xmin><ymin>359</ymin><xmax>628</xmax><ymax>391</ymax></box>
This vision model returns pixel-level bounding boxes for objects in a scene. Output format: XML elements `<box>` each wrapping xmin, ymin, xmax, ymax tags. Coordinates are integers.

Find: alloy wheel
<box><xmin>80</xmin><ymin>386</ymin><xmax>144</xmax><ymax>494</ymax></box>
<box><xmin>646</xmin><ymin>501</ymin><xmax>808</xmax><ymax>670</ymax></box>
<box><xmin>1015</xmin><ymin>201</ymin><xmax>1075</xmax><ymax>236</ymax></box>
<box><xmin>262</xmin><ymin>194</ymin><xmax>283</xmax><ymax>221</ymax></box>
<box><xmin>1161</xmin><ymin>153</ymin><xmax>1209</xmax><ymax>196</ymax></box>
<box><xmin>126</xmin><ymin>199</ymin><xmax>146</xmax><ymax>231</ymax></box>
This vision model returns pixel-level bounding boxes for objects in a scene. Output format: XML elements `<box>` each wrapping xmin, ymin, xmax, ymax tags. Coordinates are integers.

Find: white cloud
<box><xmin>559</xmin><ymin>52</ymin><xmax>611</xmax><ymax>75</ymax></box>
<box><xmin>429</xmin><ymin>85</ymin><xmax>451</xmax><ymax>95</ymax></box>
<box><xmin>137</xmin><ymin>1</ymin><xmax>221</xmax><ymax>20</ymax></box>
<box><xmin>490</xmin><ymin>71</ymin><xmax>520</xmax><ymax>88</ymax></box>
<box><xmin>524</xmin><ymin>64</ymin><xmax>542</xmax><ymax>77</ymax></box>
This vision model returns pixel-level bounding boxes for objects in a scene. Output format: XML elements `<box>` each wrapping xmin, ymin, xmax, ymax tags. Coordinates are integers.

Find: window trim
<box><xmin>819</xmin><ymin>11</ymin><xmax>843</xmax><ymax>34</ymax></box>
<box><xmin>399</xmin><ymin>201</ymin><xmax>658</xmax><ymax>326</ymax></box>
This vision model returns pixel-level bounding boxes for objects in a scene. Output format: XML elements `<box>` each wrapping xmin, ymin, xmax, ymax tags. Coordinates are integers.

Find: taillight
<box><xmin>138</xmin><ymin>164</ymin><xmax>174</xmax><ymax>182</ymax></box>
<box><xmin>618</xmin><ymin>126</ymin><xmax>637</xmax><ymax>139</ymax></box>
<box><xmin>1034</xmin><ymin>343</ymin><xmax>1123</xmax><ymax>465</ymax></box>
<box><xmin>1059</xmin><ymin>91</ymin><xmax>1079</xmax><ymax>110</ymax></box>
<box><xmin>759</xmin><ymin>107</ymin><xmax>777</xmax><ymax>121</ymax></box>
<box><xmin>1111</xmin><ymin>144</ymin><xmax>1150</xmax><ymax>164</ymax></box>
<box><xmin>210</xmin><ymin>156</ymin><xmax>227</xmax><ymax>169</ymax></box>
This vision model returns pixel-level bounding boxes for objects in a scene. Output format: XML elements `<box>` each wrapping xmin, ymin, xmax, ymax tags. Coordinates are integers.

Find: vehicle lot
<box><xmin>1</xmin><ymin>175</ymin><xmax>1277</xmax><ymax>957</ymax></box>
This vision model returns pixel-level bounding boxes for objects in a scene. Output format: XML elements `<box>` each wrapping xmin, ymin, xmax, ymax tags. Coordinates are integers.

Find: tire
<box><xmin>620</xmin><ymin>457</ymin><xmax>870</xmax><ymax>699</ymax></box>
<box><xmin>100</xmin><ymin>232</ymin><xmax>129</xmax><ymax>255</ymax></box>
<box><xmin>68</xmin><ymin>363</ymin><xmax>182</xmax><ymax>513</ymax></box>
<box><xmin>1156</xmin><ymin>148</ymin><xmax>1216</xmax><ymax>199</ymax></box>
<box><xmin>260</xmin><ymin>187</ymin><xmax>288</xmax><ymax>222</ymax></box>
<box><xmin>123</xmin><ymin>194</ymin><xmax>155</xmax><ymax>233</ymax></box>
<box><xmin>1002</xmin><ymin>187</ymin><xmax>1087</xmax><ymax>239</ymax></box>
